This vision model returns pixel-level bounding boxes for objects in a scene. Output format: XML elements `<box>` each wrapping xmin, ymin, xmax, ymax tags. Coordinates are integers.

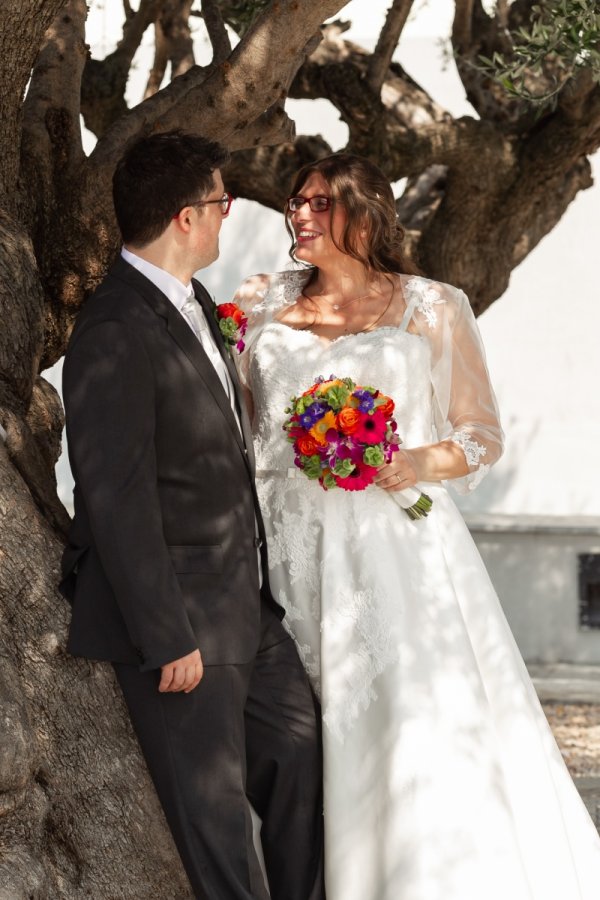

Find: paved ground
<box><xmin>531</xmin><ymin>664</ymin><xmax>600</xmax><ymax>826</ymax></box>
<box><xmin>543</xmin><ymin>702</ymin><xmax>600</xmax><ymax>824</ymax></box>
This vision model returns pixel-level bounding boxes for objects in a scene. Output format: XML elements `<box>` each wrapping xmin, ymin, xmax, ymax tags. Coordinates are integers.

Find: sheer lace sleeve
<box><xmin>233</xmin><ymin>268</ymin><xmax>313</xmax><ymax>388</ymax></box>
<box><xmin>403</xmin><ymin>276</ymin><xmax>504</xmax><ymax>493</ymax></box>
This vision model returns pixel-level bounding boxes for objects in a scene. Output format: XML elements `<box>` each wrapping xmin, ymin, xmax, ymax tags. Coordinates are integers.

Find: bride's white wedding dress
<box><xmin>238</xmin><ymin>269</ymin><xmax>600</xmax><ymax>900</ymax></box>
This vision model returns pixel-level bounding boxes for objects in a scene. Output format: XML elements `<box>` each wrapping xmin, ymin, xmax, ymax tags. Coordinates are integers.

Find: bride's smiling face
<box><xmin>289</xmin><ymin>172</ymin><xmax>348</xmax><ymax>267</ymax></box>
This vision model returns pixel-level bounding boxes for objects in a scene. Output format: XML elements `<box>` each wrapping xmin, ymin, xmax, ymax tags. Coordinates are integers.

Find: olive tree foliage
<box><xmin>0</xmin><ymin>0</ymin><xmax>598</xmax><ymax>896</ymax></box>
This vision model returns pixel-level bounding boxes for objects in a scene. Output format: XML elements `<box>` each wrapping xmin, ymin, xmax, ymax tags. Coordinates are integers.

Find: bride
<box><xmin>235</xmin><ymin>153</ymin><xmax>600</xmax><ymax>899</ymax></box>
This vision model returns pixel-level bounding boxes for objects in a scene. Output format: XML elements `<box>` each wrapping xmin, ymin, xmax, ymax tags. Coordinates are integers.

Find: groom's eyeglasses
<box><xmin>287</xmin><ymin>195</ymin><xmax>333</xmax><ymax>213</ymax></box>
<box><xmin>189</xmin><ymin>191</ymin><xmax>234</xmax><ymax>217</ymax></box>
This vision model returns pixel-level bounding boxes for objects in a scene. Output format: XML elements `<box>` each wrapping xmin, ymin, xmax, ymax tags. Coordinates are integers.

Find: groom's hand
<box><xmin>159</xmin><ymin>649</ymin><xmax>203</xmax><ymax>694</ymax></box>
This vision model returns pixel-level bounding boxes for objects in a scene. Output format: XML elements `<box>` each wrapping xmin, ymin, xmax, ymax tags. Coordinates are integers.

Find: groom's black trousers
<box><xmin>114</xmin><ymin>604</ymin><xmax>325</xmax><ymax>900</ymax></box>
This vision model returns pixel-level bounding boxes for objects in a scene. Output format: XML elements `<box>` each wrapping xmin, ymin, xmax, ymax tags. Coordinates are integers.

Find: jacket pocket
<box><xmin>167</xmin><ymin>544</ymin><xmax>223</xmax><ymax>575</ymax></box>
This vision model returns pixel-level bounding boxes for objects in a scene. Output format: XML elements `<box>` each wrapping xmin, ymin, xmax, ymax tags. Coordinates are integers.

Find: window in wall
<box><xmin>579</xmin><ymin>553</ymin><xmax>600</xmax><ymax>629</ymax></box>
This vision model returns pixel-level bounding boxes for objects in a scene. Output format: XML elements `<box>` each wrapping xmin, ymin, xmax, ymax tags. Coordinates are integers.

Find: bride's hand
<box><xmin>374</xmin><ymin>450</ymin><xmax>419</xmax><ymax>492</ymax></box>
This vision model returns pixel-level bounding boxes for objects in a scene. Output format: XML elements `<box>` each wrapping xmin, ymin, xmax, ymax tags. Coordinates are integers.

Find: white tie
<box><xmin>181</xmin><ymin>293</ymin><xmax>211</xmax><ymax>346</ymax></box>
<box><xmin>181</xmin><ymin>293</ymin><xmax>233</xmax><ymax>400</ymax></box>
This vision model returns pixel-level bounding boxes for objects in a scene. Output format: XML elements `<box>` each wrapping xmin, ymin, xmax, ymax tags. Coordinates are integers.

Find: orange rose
<box><xmin>296</xmin><ymin>435</ymin><xmax>319</xmax><ymax>456</ymax></box>
<box><xmin>337</xmin><ymin>406</ymin><xmax>361</xmax><ymax>435</ymax></box>
<box><xmin>377</xmin><ymin>396</ymin><xmax>395</xmax><ymax>418</ymax></box>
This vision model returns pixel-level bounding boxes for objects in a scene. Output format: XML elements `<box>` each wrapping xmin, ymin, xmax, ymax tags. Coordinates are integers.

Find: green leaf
<box><xmin>326</xmin><ymin>385</ymin><xmax>351</xmax><ymax>411</ymax></box>
<box><xmin>333</xmin><ymin>458</ymin><xmax>355</xmax><ymax>478</ymax></box>
<box><xmin>322</xmin><ymin>471</ymin><xmax>337</xmax><ymax>489</ymax></box>
<box><xmin>363</xmin><ymin>445</ymin><xmax>385</xmax><ymax>467</ymax></box>
<box><xmin>301</xmin><ymin>455</ymin><xmax>322</xmax><ymax>479</ymax></box>
<box><xmin>218</xmin><ymin>317</ymin><xmax>238</xmax><ymax>339</ymax></box>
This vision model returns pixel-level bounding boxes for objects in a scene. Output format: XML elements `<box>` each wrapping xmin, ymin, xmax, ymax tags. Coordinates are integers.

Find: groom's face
<box><xmin>191</xmin><ymin>169</ymin><xmax>226</xmax><ymax>269</ymax></box>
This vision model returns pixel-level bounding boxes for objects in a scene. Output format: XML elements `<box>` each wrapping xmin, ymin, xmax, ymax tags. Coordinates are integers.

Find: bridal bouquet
<box><xmin>283</xmin><ymin>376</ymin><xmax>432</xmax><ymax>519</ymax></box>
<box><xmin>214</xmin><ymin>302</ymin><xmax>248</xmax><ymax>354</ymax></box>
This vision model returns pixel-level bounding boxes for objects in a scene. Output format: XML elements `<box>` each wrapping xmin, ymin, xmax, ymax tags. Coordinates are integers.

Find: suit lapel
<box><xmin>111</xmin><ymin>258</ymin><xmax>251</xmax><ymax>472</ymax></box>
<box><xmin>194</xmin><ymin>281</ymin><xmax>257</xmax><ymax>473</ymax></box>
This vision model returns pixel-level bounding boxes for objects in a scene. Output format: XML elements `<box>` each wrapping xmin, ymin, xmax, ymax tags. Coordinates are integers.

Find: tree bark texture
<box><xmin>0</xmin><ymin>0</ymin><xmax>598</xmax><ymax>894</ymax></box>
<box><xmin>0</xmin><ymin>444</ymin><xmax>193</xmax><ymax>898</ymax></box>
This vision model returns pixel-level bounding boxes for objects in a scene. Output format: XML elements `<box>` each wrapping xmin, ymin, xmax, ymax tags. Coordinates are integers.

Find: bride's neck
<box><xmin>310</xmin><ymin>262</ymin><xmax>382</xmax><ymax>298</ymax></box>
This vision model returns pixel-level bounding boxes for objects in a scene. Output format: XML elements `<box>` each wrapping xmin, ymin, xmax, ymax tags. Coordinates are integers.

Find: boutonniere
<box><xmin>214</xmin><ymin>302</ymin><xmax>248</xmax><ymax>354</ymax></box>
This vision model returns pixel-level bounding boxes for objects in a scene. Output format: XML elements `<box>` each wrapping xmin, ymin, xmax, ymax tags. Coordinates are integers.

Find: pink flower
<box><xmin>354</xmin><ymin>410</ymin><xmax>387</xmax><ymax>445</ymax></box>
<box><xmin>334</xmin><ymin>463</ymin><xmax>377</xmax><ymax>491</ymax></box>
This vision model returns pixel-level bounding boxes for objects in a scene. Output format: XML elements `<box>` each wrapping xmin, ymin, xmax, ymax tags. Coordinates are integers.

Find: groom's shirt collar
<box><xmin>121</xmin><ymin>247</ymin><xmax>192</xmax><ymax>312</ymax></box>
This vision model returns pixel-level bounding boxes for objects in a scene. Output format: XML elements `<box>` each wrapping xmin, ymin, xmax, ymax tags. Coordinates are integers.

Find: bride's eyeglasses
<box><xmin>286</xmin><ymin>195</ymin><xmax>332</xmax><ymax>213</ymax></box>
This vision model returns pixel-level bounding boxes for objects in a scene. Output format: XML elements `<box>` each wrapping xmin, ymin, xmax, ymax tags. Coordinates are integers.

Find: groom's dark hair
<box><xmin>113</xmin><ymin>129</ymin><xmax>230</xmax><ymax>247</ymax></box>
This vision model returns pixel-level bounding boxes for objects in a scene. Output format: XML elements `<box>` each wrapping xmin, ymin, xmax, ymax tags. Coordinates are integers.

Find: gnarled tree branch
<box><xmin>80</xmin><ymin>0</ymin><xmax>163</xmax><ymax>137</ymax></box>
<box><xmin>452</xmin><ymin>0</ymin><xmax>475</xmax><ymax>53</ymax></box>
<box><xmin>203</xmin><ymin>0</ymin><xmax>232</xmax><ymax>64</ymax></box>
<box><xmin>157</xmin><ymin>0</ymin><xmax>195</xmax><ymax>80</ymax></box>
<box><xmin>22</xmin><ymin>0</ymin><xmax>87</xmax><ymax>221</ymax></box>
<box><xmin>225</xmin><ymin>100</ymin><xmax>294</xmax><ymax>150</ymax></box>
<box><xmin>0</xmin><ymin>0</ymin><xmax>67</xmax><ymax>204</ymax></box>
<box><xmin>89</xmin><ymin>0</ymin><xmax>346</xmax><ymax>168</ymax></box>
<box><xmin>144</xmin><ymin>18</ymin><xmax>170</xmax><ymax>98</ymax></box>
<box><xmin>366</xmin><ymin>0</ymin><xmax>415</xmax><ymax>94</ymax></box>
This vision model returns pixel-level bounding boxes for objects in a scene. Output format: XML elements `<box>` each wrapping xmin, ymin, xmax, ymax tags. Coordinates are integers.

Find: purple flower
<box><xmin>298</xmin><ymin>402</ymin><xmax>328</xmax><ymax>430</ymax></box>
<box><xmin>348</xmin><ymin>445</ymin><xmax>364</xmax><ymax>465</ymax></box>
<box><xmin>322</xmin><ymin>430</ymin><xmax>355</xmax><ymax>469</ymax></box>
<box><xmin>354</xmin><ymin>390</ymin><xmax>375</xmax><ymax>413</ymax></box>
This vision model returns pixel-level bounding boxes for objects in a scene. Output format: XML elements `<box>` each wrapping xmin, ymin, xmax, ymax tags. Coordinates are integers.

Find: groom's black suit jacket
<box><xmin>61</xmin><ymin>256</ymin><xmax>282</xmax><ymax>671</ymax></box>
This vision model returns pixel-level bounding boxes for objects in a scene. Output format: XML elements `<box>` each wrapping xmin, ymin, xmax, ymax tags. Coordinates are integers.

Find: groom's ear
<box><xmin>172</xmin><ymin>206</ymin><xmax>194</xmax><ymax>233</ymax></box>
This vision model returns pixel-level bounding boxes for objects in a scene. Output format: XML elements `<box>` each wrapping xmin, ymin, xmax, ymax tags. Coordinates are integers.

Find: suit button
<box><xmin>253</xmin><ymin>537</ymin><xmax>263</xmax><ymax>548</ymax></box>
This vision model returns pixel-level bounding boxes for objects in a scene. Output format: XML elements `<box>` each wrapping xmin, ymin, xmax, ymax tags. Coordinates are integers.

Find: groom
<box><xmin>60</xmin><ymin>131</ymin><xmax>324</xmax><ymax>899</ymax></box>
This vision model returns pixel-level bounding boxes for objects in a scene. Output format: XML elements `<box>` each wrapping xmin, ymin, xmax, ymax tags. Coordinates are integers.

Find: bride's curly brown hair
<box><xmin>285</xmin><ymin>153</ymin><xmax>421</xmax><ymax>276</ymax></box>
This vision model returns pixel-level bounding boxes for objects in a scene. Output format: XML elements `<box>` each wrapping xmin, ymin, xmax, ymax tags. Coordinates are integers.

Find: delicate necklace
<box><xmin>302</xmin><ymin>285</ymin><xmax>379</xmax><ymax>312</ymax></box>
<box><xmin>299</xmin><ymin>278</ymin><xmax>395</xmax><ymax>334</ymax></box>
